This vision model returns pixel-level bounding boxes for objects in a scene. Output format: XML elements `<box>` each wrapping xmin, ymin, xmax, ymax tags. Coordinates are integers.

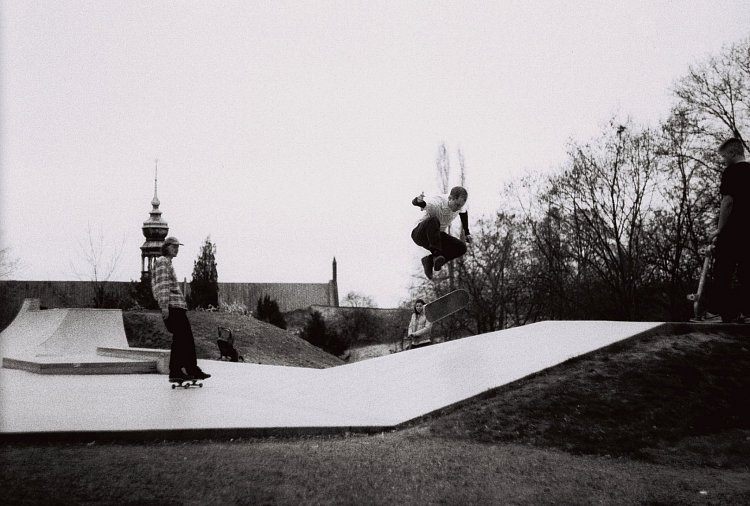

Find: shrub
<box><xmin>256</xmin><ymin>294</ymin><xmax>287</xmax><ymax>329</ymax></box>
<box><xmin>300</xmin><ymin>310</ymin><xmax>346</xmax><ymax>356</ymax></box>
<box><xmin>188</xmin><ymin>237</ymin><xmax>219</xmax><ymax>309</ymax></box>
<box><xmin>130</xmin><ymin>278</ymin><xmax>158</xmax><ymax>310</ymax></box>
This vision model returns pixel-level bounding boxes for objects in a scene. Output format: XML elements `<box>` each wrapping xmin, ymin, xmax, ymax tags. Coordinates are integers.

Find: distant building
<box><xmin>0</xmin><ymin>168</ymin><xmax>339</xmax><ymax>312</ymax></box>
<box><xmin>135</xmin><ymin>165</ymin><xmax>338</xmax><ymax>311</ymax></box>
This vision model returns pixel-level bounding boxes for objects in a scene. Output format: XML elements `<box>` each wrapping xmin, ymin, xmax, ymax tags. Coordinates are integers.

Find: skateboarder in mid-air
<box><xmin>411</xmin><ymin>186</ymin><xmax>472</xmax><ymax>279</ymax></box>
<box><xmin>152</xmin><ymin>236</ymin><xmax>211</xmax><ymax>383</ymax></box>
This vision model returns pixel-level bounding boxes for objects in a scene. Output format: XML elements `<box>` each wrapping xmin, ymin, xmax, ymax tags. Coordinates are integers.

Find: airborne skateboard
<box><xmin>687</xmin><ymin>244</ymin><xmax>714</xmax><ymax>321</ymax></box>
<box><xmin>170</xmin><ymin>378</ymin><xmax>203</xmax><ymax>389</ymax></box>
<box><xmin>424</xmin><ymin>289</ymin><xmax>470</xmax><ymax>323</ymax></box>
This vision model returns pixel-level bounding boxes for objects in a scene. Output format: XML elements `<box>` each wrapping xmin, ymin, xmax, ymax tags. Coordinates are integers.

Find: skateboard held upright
<box><xmin>424</xmin><ymin>289</ymin><xmax>470</xmax><ymax>323</ymax></box>
<box><xmin>687</xmin><ymin>245</ymin><xmax>714</xmax><ymax>321</ymax></box>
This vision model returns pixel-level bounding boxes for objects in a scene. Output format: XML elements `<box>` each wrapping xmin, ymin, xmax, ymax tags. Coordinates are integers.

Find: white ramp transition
<box><xmin>0</xmin><ymin>299</ymin><xmax>163</xmax><ymax>374</ymax></box>
<box><xmin>0</xmin><ymin>320</ymin><xmax>664</xmax><ymax>437</ymax></box>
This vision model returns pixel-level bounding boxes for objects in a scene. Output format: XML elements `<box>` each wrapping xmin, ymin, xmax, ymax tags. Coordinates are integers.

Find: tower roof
<box><xmin>142</xmin><ymin>160</ymin><xmax>168</xmax><ymax>252</ymax></box>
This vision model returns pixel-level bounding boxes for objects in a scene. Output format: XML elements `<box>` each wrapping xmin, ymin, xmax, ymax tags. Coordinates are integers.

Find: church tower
<box><xmin>140</xmin><ymin>160</ymin><xmax>169</xmax><ymax>280</ymax></box>
<box><xmin>330</xmin><ymin>257</ymin><xmax>339</xmax><ymax>306</ymax></box>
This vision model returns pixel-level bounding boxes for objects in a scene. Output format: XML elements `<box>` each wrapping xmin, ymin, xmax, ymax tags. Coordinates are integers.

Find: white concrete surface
<box><xmin>0</xmin><ymin>320</ymin><xmax>664</xmax><ymax>436</ymax></box>
<box><xmin>0</xmin><ymin>303</ymin><xmax>129</xmax><ymax>359</ymax></box>
<box><xmin>0</xmin><ymin>301</ymin><xmax>151</xmax><ymax>374</ymax></box>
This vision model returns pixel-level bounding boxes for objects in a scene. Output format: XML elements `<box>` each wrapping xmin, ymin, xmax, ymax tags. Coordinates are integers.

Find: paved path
<box><xmin>0</xmin><ymin>320</ymin><xmax>664</xmax><ymax>439</ymax></box>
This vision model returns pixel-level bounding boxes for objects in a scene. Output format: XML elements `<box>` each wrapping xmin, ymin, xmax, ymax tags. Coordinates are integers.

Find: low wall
<box><xmin>220</xmin><ymin>282</ymin><xmax>337</xmax><ymax>313</ymax></box>
<box><xmin>0</xmin><ymin>281</ymin><xmax>137</xmax><ymax>310</ymax></box>
<box><xmin>0</xmin><ymin>280</ymin><xmax>338</xmax><ymax>314</ymax></box>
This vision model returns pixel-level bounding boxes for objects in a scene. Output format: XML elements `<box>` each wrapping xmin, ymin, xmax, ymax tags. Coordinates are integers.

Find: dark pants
<box><xmin>411</xmin><ymin>217</ymin><xmax>467</xmax><ymax>261</ymax></box>
<box><xmin>712</xmin><ymin>232</ymin><xmax>750</xmax><ymax>321</ymax></box>
<box><xmin>164</xmin><ymin>308</ymin><xmax>198</xmax><ymax>375</ymax></box>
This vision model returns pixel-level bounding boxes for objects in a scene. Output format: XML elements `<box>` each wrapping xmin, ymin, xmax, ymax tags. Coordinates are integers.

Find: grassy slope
<box><xmin>428</xmin><ymin>329</ymin><xmax>750</xmax><ymax>469</ymax></box>
<box><xmin>2</xmin><ymin>326</ymin><xmax>750</xmax><ymax>504</ymax></box>
<box><xmin>122</xmin><ymin>310</ymin><xmax>343</xmax><ymax>369</ymax></box>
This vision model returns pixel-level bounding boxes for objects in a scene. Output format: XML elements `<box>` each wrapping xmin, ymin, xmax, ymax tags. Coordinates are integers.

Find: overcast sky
<box><xmin>2</xmin><ymin>1</ymin><xmax>749</xmax><ymax>307</ymax></box>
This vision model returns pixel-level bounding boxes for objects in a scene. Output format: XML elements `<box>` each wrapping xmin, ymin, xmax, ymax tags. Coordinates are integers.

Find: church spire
<box><xmin>140</xmin><ymin>159</ymin><xmax>169</xmax><ymax>279</ymax></box>
<box><xmin>151</xmin><ymin>159</ymin><xmax>160</xmax><ymax>208</ymax></box>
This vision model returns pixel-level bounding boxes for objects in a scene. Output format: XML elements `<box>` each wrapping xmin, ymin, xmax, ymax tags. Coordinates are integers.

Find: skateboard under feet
<box><xmin>170</xmin><ymin>378</ymin><xmax>203</xmax><ymax>389</ymax></box>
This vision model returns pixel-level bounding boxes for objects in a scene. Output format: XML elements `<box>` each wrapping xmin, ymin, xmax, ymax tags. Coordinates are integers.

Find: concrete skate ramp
<box><xmin>0</xmin><ymin>300</ymin><xmax>129</xmax><ymax>359</ymax></box>
<box><xmin>0</xmin><ymin>301</ymin><xmax>68</xmax><ymax>358</ymax></box>
<box><xmin>35</xmin><ymin>309</ymin><xmax>129</xmax><ymax>356</ymax></box>
<box><xmin>0</xmin><ymin>299</ymin><xmax>154</xmax><ymax>374</ymax></box>
<box><xmin>0</xmin><ymin>319</ymin><xmax>669</xmax><ymax>438</ymax></box>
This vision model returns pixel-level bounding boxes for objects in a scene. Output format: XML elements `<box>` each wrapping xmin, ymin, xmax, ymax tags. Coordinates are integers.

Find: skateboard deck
<box><xmin>687</xmin><ymin>245</ymin><xmax>714</xmax><ymax>321</ymax></box>
<box><xmin>424</xmin><ymin>289</ymin><xmax>470</xmax><ymax>323</ymax></box>
<box><xmin>170</xmin><ymin>378</ymin><xmax>203</xmax><ymax>389</ymax></box>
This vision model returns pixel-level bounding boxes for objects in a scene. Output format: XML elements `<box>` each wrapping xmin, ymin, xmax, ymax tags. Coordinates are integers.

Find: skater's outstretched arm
<box><xmin>460</xmin><ymin>211</ymin><xmax>472</xmax><ymax>243</ymax></box>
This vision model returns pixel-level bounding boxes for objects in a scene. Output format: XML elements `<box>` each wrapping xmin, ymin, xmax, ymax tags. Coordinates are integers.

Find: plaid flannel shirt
<box><xmin>151</xmin><ymin>256</ymin><xmax>188</xmax><ymax>310</ymax></box>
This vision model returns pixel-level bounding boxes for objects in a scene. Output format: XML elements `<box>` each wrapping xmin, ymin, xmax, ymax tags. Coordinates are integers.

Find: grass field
<box><xmin>2</xmin><ymin>316</ymin><xmax>749</xmax><ymax>504</ymax></box>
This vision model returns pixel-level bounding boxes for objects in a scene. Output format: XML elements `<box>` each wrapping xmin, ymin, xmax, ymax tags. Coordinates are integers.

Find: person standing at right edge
<box><xmin>411</xmin><ymin>186</ymin><xmax>472</xmax><ymax>279</ymax></box>
<box><xmin>710</xmin><ymin>137</ymin><xmax>750</xmax><ymax>323</ymax></box>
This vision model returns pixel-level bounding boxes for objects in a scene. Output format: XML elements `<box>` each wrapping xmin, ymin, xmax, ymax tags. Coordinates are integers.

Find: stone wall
<box><xmin>219</xmin><ymin>282</ymin><xmax>338</xmax><ymax>313</ymax></box>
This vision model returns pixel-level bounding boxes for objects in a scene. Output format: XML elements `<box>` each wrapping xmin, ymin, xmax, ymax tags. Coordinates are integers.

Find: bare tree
<box><xmin>454</xmin><ymin>212</ymin><xmax>538</xmax><ymax>332</ymax></box>
<box><xmin>436</xmin><ymin>142</ymin><xmax>451</xmax><ymax>194</ymax></box>
<box><xmin>647</xmin><ymin>108</ymin><xmax>719</xmax><ymax>318</ymax></box>
<box><xmin>673</xmin><ymin>36</ymin><xmax>750</xmax><ymax>150</ymax></box>
<box><xmin>515</xmin><ymin>120</ymin><xmax>662</xmax><ymax>320</ymax></box>
<box><xmin>0</xmin><ymin>247</ymin><xmax>21</xmax><ymax>279</ymax></box>
<box><xmin>71</xmin><ymin>223</ymin><xmax>127</xmax><ymax>308</ymax></box>
<box><xmin>566</xmin><ymin>121</ymin><xmax>660</xmax><ymax>318</ymax></box>
<box><xmin>341</xmin><ymin>291</ymin><xmax>377</xmax><ymax>308</ymax></box>
<box><xmin>457</xmin><ymin>147</ymin><xmax>467</xmax><ymax>186</ymax></box>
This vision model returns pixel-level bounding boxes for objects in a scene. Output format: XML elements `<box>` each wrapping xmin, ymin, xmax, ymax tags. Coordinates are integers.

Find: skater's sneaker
<box><xmin>692</xmin><ymin>313</ymin><xmax>722</xmax><ymax>323</ymax></box>
<box><xmin>188</xmin><ymin>368</ymin><xmax>211</xmax><ymax>380</ymax></box>
<box><xmin>421</xmin><ymin>255</ymin><xmax>434</xmax><ymax>279</ymax></box>
<box><xmin>169</xmin><ymin>371</ymin><xmax>193</xmax><ymax>382</ymax></box>
<box><xmin>433</xmin><ymin>255</ymin><xmax>447</xmax><ymax>271</ymax></box>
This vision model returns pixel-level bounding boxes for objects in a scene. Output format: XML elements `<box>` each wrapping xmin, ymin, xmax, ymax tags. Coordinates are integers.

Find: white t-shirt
<box><xmin>419</xmin><ymin>194</ymin><xmax>466</xmax><ymax>232</ymax></box>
